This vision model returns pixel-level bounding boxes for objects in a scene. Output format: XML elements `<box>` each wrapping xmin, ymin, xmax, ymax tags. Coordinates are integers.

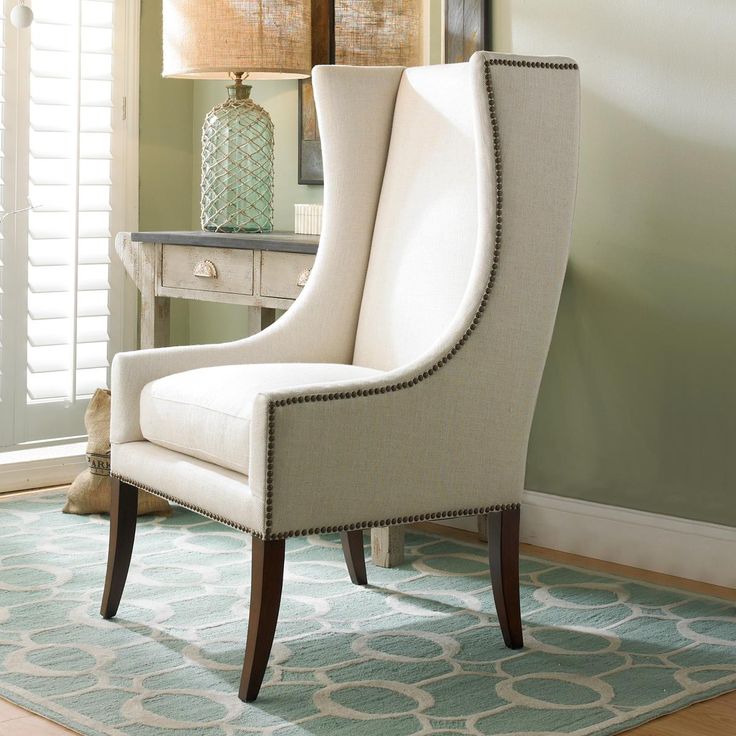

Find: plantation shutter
<box><xmin>25</xmin><ymin>0</ymin><xmax>116</xmax><ymax>402</ymax></box>
<box><xmin>0</xmin><ymin>0</ymin><xmax>131</xmax><ymax>449</ymax></box>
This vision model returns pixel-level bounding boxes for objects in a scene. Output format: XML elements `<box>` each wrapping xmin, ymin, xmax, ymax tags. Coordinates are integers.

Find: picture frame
<box><xmin>298</xmin><ymin>0</ymin><xmax>333</xmax><ymax>184</ymax></box>
<box><xmin>445</xmin><ymin>0</ymin><xmax>491</xmax><ymax>65</ymax></box>
<box><xmin>298</xmin><ymin>78</ymin><xmax>324</xmax><ymax>185</ymax></box>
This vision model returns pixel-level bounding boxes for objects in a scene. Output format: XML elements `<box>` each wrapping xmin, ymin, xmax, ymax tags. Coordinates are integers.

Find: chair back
<box><xmin>353</xmin><ymin>63</ymin><xmax>478</xmax><ymax>370</ymax></box>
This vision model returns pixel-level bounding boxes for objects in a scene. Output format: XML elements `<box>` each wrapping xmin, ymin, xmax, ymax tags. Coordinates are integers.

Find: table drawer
<box><xmin>260</xmin><ymin>252</ymin><xmax>315</xmax><ymax>300</ymax></box>
<box><xmin>162</xmin><ymin>245</ymin><xmax>254</xmax><ymax>295</ymax></box>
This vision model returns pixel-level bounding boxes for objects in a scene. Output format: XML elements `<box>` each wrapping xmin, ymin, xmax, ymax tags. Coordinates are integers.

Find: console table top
<box><xmin>131</xmin><ymin>230</ymin><xmax>319</xmax><ymax>255</ymax></box>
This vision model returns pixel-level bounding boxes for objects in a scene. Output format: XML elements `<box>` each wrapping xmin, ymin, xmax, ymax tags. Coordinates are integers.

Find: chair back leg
<box><xmin>100</xmin><ymin>478</ymin><xmax>139</xmax><ymax>619</ymax></box>
<box><xmin>341</xmin><ymin>530</ymin><xmax>368</xmax><ymax>585</ymax></box>
<box><xmin>240</xmin><ymin>537</ymin><xmax>286</xmax><ymax>702</ymax></box>
<box><xmin>487</xmin><ymin>508</ymin><xmax>524</xmax><ymax>649</ymax></box>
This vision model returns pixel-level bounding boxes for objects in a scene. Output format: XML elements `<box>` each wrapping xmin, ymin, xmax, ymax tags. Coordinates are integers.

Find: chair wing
<box><xmin>353</xmin><ymin>62</ymin><xmax>479</xmax><ymax>372</ymax></box>
<box><xmin>250</xmin><ymin>52</ymin><xmax>581</xmax><ymax>538</ymax></box>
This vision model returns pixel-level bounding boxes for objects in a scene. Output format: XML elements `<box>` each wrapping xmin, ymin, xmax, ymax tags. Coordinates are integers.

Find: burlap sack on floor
<box><xmin>63</xmin><ymin>388</ymin><xmax>171</xmax><ymax>516</ymax></box>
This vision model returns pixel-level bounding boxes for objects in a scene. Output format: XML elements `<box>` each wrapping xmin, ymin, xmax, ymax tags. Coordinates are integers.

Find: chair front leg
<box><xmin>487</xmin><ymin>508</ymin><xmax>523</xmax><ymax>649</ymax></box>
<box><xmin>240</xmin><ymin>537</ymin><xmax>286</xmax><ymax>702</ymax></box>
<box><xmin>100</xmin><ymin>478</ymin><xmax>139</xmax><ymax>619</ymax></box>
<box><xmin>341</xmin><ymin>530</ymin><xmax>368</xmax><ymax>585</ymax></box>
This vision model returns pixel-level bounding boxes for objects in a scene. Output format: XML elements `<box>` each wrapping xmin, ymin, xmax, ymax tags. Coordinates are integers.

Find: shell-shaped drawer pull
<box><xmin>296</xmin><ymin>267</ymin><xmax>311</xmax><ymax>288</ymax></box>
<box><xmin>193</xmin><ymin>259</ymin><xmax>217</xmax><ymax>279</ymax></box>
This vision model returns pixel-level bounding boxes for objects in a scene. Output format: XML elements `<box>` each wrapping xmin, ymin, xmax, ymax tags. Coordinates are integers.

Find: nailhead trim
<box><xmin>265</xmin><ymin>401</ymin><xmax>276</xmax><ymax>533</ymax></box>
<box><xmin>111</xmin><ymin>472</ymin><xmax>519</xmax><ymax>539</ymax></box>
<box><xmin>117</xmin><ymin>57</ymin><xmax>570</xmax><ymax>542</ymax></box>
<box><xmin>486</xmin><ymin>58</ymin><xmax>578</xmax><ymax>70</ymax></box>
<box><xmin>265</xmin><ymin>503</ymin><xmax>521</xmax><ymax>540</ymax></box>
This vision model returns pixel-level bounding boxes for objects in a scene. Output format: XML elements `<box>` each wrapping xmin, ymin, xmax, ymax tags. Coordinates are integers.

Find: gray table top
<box><xmin>130</xmin><ymin>230</ymin><xmax>319</xmax><ymax>255</ymax></box>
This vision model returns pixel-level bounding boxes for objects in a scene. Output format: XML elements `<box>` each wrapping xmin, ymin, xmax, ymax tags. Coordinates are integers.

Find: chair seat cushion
<box><xmin>139</xmin><ymin>363</ymin><xmax>381</xmax><ymax>475</ymax></box>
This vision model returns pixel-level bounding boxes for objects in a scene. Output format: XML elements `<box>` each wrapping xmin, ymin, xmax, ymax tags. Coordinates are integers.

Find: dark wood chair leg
<box><xmin>239</xmin><ymin>537</ymin><xmax>286</xmax><ymax>702</ymax></box>
<box><xmin>487</xmin><ymin>507</ymin><xmax>523</xmax><ymax>649</ymax></box>
<box><xmin>341</xmin><ymin>530</ymin><xmax>368</xmax><ymax>585</ymax></box>
<box><xmin>100</xmin><ymin>478</ymin><xmax>139</xmax><ymax>619</ymax></box>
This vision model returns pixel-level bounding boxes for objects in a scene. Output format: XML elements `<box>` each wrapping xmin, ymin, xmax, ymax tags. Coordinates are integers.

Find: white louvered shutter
<box><xmin>1</xmin><ymin>0</ymin><xmax>130</xmax><ymax>447</ymax></box>
<box><xmin>26</xmin><ymin>0</ymin><xmax>115</xmax><ymax>402</ymax></box>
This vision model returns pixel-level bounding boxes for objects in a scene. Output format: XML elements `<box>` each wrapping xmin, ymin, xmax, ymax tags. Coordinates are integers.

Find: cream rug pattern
<box><xmin>0</xmin><ymin>492</ymin><xmax>735</xmax><ymax>735</ymax></box>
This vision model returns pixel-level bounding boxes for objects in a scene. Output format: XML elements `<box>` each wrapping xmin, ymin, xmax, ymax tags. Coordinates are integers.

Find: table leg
<box><xmin>140</xmin><ymin>296</ymin><xmax>170</xmax><ymax>349</ymax></box>
<box><xmin>371</xmin><ymin>526</ymin><xmax>405</xmax><ymax>568</ymax></box>
<box><xmin>249</xmin><ymin>307</ymin><xmax>277</xmax><ymax>336</ymax></box>
<box><xmin>139</xmin><ymin>243</ymin><xmax>170</xmax><ymax>349</ymax></box>
<box><xmin>477</xmin><ymin>514</ymin><xmax>489</xmax><ymax>542</ymax></box>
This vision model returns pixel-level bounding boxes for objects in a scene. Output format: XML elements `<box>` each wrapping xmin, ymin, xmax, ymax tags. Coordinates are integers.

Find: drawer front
<box><xmin>260</xmin><ymin>252</ymin><xmax>316</xmax><ymax>300</ymax></box>
<box><xmin>162</xmin><ymin>245</ymin><xmax>254</xmax><ymax>295</ymax></box>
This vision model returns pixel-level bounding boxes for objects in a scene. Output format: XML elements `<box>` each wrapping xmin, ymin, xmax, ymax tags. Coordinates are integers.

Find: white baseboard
<box><xmin>441</xmin><ymin>490</ymin><xmax>736</xmax><ymax>589</ymax></box>
<box><xmin>0</xmin><ymin>442</ymin><xmax>86</xmax><ymax>494</ymax></box>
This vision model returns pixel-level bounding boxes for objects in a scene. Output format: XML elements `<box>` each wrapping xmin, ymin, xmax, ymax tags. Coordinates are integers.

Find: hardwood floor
<box><xmin>0</xmin><ymin>494</ymin><xmax>733</xmax><ymax>735</ymax></box>
<box><xmin>627</xmin><ymin>691</ymin><xmax>736</xmax><ymax>735</ymax></box>
<box><xmin>0</xmin><ymin>698</ymin><xmax>76</xmax><ymax>735</ymax></box>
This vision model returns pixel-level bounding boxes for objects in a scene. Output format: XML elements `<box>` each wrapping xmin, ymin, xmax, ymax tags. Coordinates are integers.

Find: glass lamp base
<box><xmin>200</xmin><ymin>81</ymin><xmax>275</xmax><ymax>234</ymax></box>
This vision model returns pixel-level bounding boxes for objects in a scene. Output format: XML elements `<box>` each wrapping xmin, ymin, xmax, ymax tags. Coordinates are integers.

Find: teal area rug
<box><xmin>0</xmin><ymin>492</ymin><xmax>735</xmax><ymax>735</ymax></box>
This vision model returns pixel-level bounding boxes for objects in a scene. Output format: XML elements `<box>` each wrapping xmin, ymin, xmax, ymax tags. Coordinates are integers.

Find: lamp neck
<box><xmin>228</xmin><ymin>73</ymin><xmax>252</xmax><ymax>101</ymax></box>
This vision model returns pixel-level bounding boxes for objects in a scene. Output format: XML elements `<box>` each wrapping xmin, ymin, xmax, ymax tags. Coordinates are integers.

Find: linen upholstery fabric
<box><xmin>353</xmin><ymin>63</ymin><xmax>478</xmax><ymax>371</ymax></box>
<box><xmin>113</xmin><ymin>442</ymin><xmax>262</xmax><ymax>534</ymax></box>
<box><xmin>139</xmin><ymin>363</ymin><xmax>381</xmax><ymax>475</ymax></box>
<box><xmin>111</xmin><ymin>53</ymin><xmax>580</xmax><ymax>539</ymax></box>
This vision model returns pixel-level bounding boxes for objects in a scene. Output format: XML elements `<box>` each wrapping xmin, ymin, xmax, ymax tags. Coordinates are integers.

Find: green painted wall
<box><xmin>138</xmin><ymin>0</ymin><xmax>192</xmax><ymax>345</ymax></box>
<box><xmin>495</xmin><ymin>0</ymin><xmax>736</xmax><ymax>526</ymax></box>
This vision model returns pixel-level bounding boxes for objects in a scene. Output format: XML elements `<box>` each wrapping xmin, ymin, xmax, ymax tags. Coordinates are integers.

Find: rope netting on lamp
<box><xmin>200</xmin><ymin>83</ymin><xmax>275</xmax><ymax>233</ymax></box>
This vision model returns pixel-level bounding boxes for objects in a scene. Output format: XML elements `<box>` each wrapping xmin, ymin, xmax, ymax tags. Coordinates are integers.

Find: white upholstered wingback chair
<box><xmin>102</xmin><ymin>51</ymin><xmax>580</xmax><ymax>702</ymax></box>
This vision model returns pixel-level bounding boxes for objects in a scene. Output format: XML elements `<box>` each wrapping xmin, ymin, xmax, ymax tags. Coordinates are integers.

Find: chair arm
<box><xmin>111</xmin><ymin>317</ymin><xmax>330</xmax><ymax>444</ymax></box>
<box><xmin>248</xmin><ymin>358</ymin><xmax>526</xmax><ymax>538</ymax></box>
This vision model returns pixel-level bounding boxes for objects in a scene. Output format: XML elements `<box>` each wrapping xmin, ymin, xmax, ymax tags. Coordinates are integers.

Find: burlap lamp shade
<box><xmin>162</xmin><ymin>1</ymin><xmax>311</xmax><ymax>232</ymax></box>
<box><xmin>162</xmin><ymin>0</ymin><xmax>312</xmax><ymax>80</ymax></box>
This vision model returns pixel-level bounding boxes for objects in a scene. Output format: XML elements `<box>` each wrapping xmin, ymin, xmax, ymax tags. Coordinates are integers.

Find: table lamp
<box><xmin>163</xmin><ymin>0</ymin><xmax>311</xmax><ymax>233</ymax></box>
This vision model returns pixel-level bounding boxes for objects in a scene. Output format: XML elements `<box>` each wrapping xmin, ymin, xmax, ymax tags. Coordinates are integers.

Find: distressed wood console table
<box><xmin>116</xmin><ymin>230</ymin><xmax>319</xmax><ymax>348</ymax></box>
<box><xmin>115</xmin><ymin>229</ymin><xmax>404</xmax><ymax>567</ymax></box>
